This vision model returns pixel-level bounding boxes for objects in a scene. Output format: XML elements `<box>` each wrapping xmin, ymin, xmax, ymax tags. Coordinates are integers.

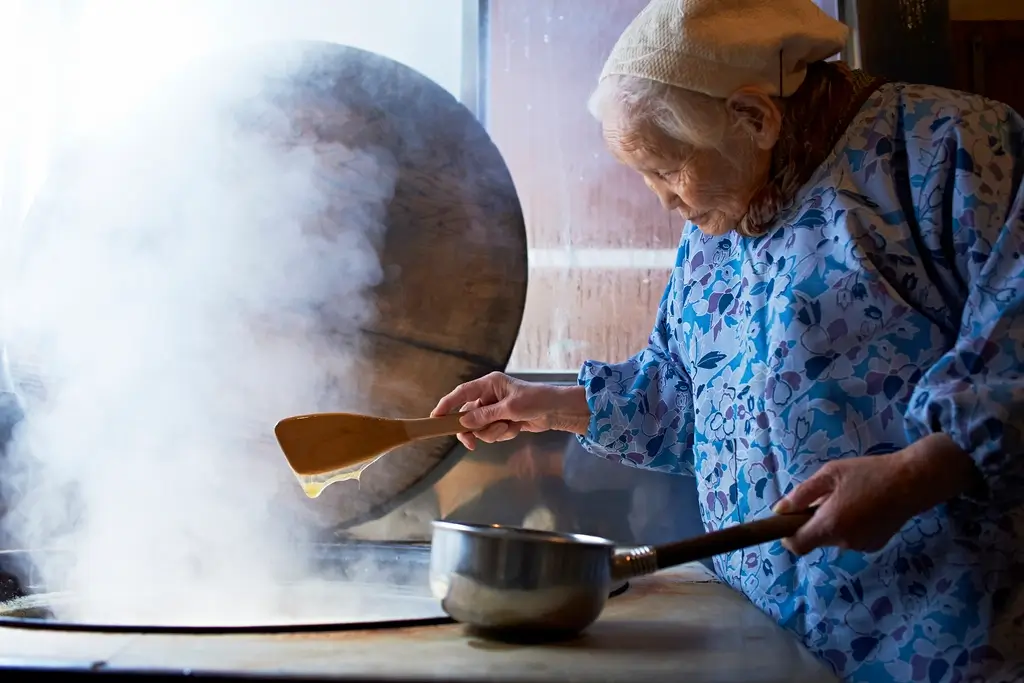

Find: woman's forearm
<box><xmin>901</xmin><ymin>432</ymin><xmax>986</xmax><ymax>504</ymax></box>
<box><xmin>546</xmin><ymin>385</ymin><xmax>592</xmax><ymax>435</ymax></box>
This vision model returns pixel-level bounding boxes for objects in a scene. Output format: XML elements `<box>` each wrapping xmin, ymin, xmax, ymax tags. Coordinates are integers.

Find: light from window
<box><xmin>60</xmin><ymin>0</ymin><xmax>466</xmax><ymax>137</ymax></box>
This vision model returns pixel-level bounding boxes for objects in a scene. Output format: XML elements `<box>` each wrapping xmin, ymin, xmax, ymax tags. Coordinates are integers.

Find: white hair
<box><xmin>587</xmin><ymin>75</ymin><xmax>736</xmax><ymax>152</ymax></box>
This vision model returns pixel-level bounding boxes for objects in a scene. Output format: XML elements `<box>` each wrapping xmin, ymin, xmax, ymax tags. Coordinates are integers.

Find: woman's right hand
<box><xmin>431</xmin><ymin>372</ymin><xmax>591</xmax><ymax>450</ymax></box>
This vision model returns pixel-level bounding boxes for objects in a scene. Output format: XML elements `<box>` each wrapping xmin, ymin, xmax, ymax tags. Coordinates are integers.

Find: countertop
<box><xmin>0</xmin><ymin>563</ymin><xmax>837</xmax><ymax>683</ymax></box>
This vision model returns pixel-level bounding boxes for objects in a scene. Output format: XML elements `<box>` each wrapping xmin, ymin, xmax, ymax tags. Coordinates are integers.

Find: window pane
<box><xmin>483</xmin><ymin>0</ymin><xmax>673</xmax><ymax>373</ymax></box>
<box><xmin>60</xmin><ymin>0</ymin><xmax>467</xmax><ymax>136</ymax></box>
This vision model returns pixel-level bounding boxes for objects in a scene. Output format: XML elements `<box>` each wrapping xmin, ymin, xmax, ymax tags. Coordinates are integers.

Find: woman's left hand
<box><xmin>771</xmin><ymin>433</ymin><xmax>982</xmax><ymax>556</ymax></box>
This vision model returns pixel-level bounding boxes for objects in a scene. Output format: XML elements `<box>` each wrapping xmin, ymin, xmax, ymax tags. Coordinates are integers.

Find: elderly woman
<box><xmin>433</xmin><ymin>0</ymin><xmax>1024</xmax><ymax>680</ymax></box>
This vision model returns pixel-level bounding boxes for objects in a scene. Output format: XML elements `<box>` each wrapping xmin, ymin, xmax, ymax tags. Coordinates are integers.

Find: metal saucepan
<box><xmin>429</xmin><ymin>507</ymin><xmax>815</xmax><ymax>638</ymax></box>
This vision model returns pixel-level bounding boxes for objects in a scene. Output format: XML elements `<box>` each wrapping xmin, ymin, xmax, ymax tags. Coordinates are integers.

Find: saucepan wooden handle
<box><xmin>653</xmin><ymin>507</ymin><xmax>817</xmax><ymax>570</ymax></box>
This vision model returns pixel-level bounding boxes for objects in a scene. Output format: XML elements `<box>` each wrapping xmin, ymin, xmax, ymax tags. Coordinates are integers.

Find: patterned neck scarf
<box><xmin>737</xmin><ymin>61</ymin><xmax>887</xmax><ymax>237</ymax></box>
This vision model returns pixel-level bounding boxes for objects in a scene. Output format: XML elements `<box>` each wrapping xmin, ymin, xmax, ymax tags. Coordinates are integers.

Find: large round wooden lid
<box><xmin>9</xmin><ymin>41</ymin><xmax>527</xmax><ymax>531</ymax></box>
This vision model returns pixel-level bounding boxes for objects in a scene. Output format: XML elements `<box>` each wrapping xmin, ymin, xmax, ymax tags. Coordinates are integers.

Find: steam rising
<box><xmin>0</xmin><ymin>45</ymin><xmax>397</xmax><ymax>624</ymax></box>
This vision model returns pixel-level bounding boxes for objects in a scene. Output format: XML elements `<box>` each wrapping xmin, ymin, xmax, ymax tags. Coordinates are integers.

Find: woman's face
<box><xmin>601</xmin><ymin>90</ymin><xmax>780</xmax><ymax>236</ymax></box>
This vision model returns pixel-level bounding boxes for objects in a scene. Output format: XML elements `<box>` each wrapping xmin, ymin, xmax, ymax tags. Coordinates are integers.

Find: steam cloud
<box><xmin>0</xmin><ymin>45</ymin><xmax>397</xmax><ymax>624</ymax></box>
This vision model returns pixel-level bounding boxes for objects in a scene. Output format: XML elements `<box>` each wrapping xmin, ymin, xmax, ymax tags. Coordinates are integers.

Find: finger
<box><xmin>783</xmin><ymin>523</ymin><xmax>832</xmax><ymax>556</ymax></box>
<box><xmin>455</xmin><ymin>406</ymin><xmax>480</xmax><ymax>448</ymax></box>
<box><xmin>520</xmin><ymin>422</ymin><xmax>550</xmax><ymax>433</ymax></box>
<box><xmin>431</xmin><ymin>381</ymin><xmax>492</xmax><ymax>418</ymax></box>
<box><xmin>473</xmin><ymin>422</ymin><xmax>510</xmax><ymax>443</ymax></box>
<box><xmin>456</xmin><ymin>400</ymin><xmax>481</xmax><ymax>424</ymax></box>
<box><xmin>782</xmin><ymin>499</ymin><xmax>839</xmax><ymax>556</ymax></box>
<box><xmin>461</xmin><ymin>401</ymin><xmax>516</xmax><ymax>431</ymax></box>
<box><xmin>495</xmin><ymin>422</ymin><xmax>523</xmax><ymax>442</ymax></box>
<box><xmin>773</xmin><ymin>467</ymin><xmax>837</xmax><ymax>514</ymax></box>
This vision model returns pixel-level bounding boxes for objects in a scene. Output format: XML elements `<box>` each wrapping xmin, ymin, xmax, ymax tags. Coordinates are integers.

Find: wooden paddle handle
<box><xmin>403</xmin><ymin>413</ymin><xmax>470</xmax><ymax>440</ymax></box>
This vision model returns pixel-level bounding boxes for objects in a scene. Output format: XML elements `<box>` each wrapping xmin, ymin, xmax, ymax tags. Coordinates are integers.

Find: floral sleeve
<box><xmin>903</xmin><ymin>98</ymin><xmax>1024</xmax><ymax>511</ymax></box>
<box><xmin>576</xmin><ymin>274</ymin><xmax>696</xmax><ymax>475</ymax></box>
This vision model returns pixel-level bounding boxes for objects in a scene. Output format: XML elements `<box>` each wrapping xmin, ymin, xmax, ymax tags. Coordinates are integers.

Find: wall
<box><xmin>949</xmin><ymin>0</ymin><xmax>1024</xmax><ymax>21</ymax></box>
<box><xmin>947</xmin><ymin>0</ymin><xmax>1024</xmax><ymax>113</ymax></box>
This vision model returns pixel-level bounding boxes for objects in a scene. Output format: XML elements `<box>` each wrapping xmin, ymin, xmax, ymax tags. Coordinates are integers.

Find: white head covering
<box><xmin>599</xmin><ymin>0</ymin><xmax>849</xmax><ymax>99</ymax></box>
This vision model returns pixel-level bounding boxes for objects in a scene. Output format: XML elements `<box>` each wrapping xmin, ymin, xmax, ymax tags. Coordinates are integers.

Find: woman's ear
<box><xmin>726</xmin><ymin>88</ymin><xmax>782</xmax><ymax>150</ymax></box>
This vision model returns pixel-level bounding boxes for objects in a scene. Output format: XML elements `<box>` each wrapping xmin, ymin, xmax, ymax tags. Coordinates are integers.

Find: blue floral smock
<box><xmin>577</xmin><ymin>83</ymin><xmax>1024</xmax><ymax>683</ymax></box>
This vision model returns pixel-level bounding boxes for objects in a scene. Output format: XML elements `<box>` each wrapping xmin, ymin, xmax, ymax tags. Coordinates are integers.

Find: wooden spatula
<box><xmin>274</xmin><ymin>412</ymin><xmax>468</xmax><ymax>478</ymax></box>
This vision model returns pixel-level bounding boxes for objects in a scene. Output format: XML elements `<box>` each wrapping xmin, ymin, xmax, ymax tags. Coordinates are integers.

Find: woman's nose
<box><xmin>657</xmin><ymin>188</ymin><xmax>682</xmax><ymax>211</ymax></box>
<box><xmin>646</xmin><ymin>178</ymin><xmax>681</xmax><ymax>210</ymax></box>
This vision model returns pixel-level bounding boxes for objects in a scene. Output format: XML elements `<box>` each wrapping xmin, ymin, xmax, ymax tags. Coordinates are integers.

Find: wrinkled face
<box><xmin>601</xmin><ymin>89</ymin><xmax>781</xmax><ymax>236</ymax></box>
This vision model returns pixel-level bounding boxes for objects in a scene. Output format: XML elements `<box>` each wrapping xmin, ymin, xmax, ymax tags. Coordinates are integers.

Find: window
<box><xmin>0</xmin><ymin>0</ymin><xmax>473</xmax><ymax>230</ymax></box>
<box><xmin>63</xmin><ymin>0</ymin><xmax>469</xmax><ymax>130</ymax></box>
<box><xmin>478</xmin><ymin>0</ymin><xmax>674</xmax><ymax>373</ymax></box>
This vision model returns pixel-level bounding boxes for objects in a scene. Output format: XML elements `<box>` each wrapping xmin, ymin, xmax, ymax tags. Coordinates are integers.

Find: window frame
<box><xmin>461</xmin><ymin>0</ymin><xmax>488</xmax><ymax>123</ymax></box>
